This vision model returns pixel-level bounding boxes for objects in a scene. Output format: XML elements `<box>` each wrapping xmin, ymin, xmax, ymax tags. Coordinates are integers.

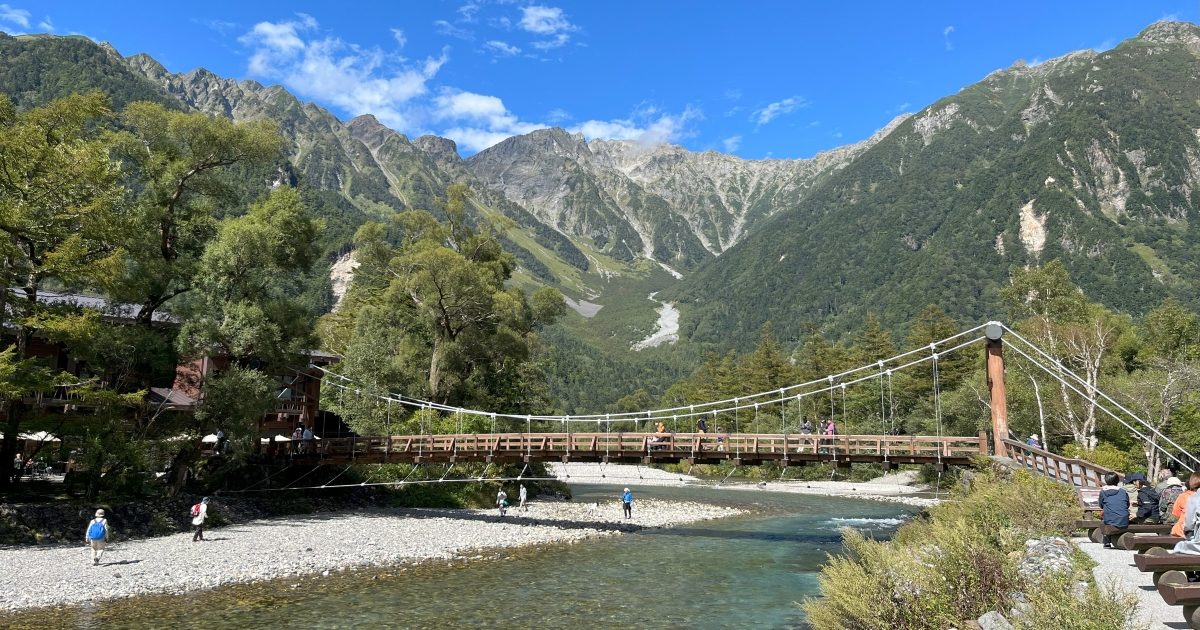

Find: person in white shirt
<box><xmin>192</xmin><ymin>497</ymin><xmax>209</xmax><ymax>542</ymax></box>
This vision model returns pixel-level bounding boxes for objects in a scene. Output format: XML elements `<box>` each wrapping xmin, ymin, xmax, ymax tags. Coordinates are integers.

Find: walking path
<box><xmin>1073</xmin><ymin>536</ymin><xmax>1185</xmax><ymax>630</ymax></box>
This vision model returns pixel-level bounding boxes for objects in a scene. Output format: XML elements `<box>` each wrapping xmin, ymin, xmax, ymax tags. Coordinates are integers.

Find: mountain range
<box><xmin>3</xmin><ymin>22</ymin><xmax>1200</xmax><ymax>405</ymax></box>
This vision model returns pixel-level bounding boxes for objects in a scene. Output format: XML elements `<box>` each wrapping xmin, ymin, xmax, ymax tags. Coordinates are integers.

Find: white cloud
<box><xmin>457</xmin><ymin>3</ymin><xmax>481</xmax><ymax>22</ymax></box>
<box><xmin>722</xmin><ymin>135</ymin><xmax>742</xmax><ymax>152</ymax></box>
<box><xmin>519</xmin><ymin>5</ymin><xmax>572</xmax><ymax>34</ymax></box>
<box><xmin>194</xmin><ymin>18</ymin><xmax>239</xmax><ymax>35</ymax></box>
<box><xmin>483</xmin><ymin>40</ymin><xmax>521</xmax><ymax>57</ymax></box>
<box><xmin>532</xmin><ymin>33</ymin><xmax>570</xmax><ymax>50</ymax></box>
<box><xmin>37</xmin><ymin>16</ymin><xmax>51</xmax><ymax>31</ymax></box>
<box><xmin>0</xmin><ymin>3</ymin><xmax>29</xmax><ymax>28</ymax></box>
<box><xmin>752</xmin><ymin>96</ymin><xmax>809</xmax><ymax>126</ymax></box>
<box><xmin>572</xmin><ymin>105</ymin><xmax>703</xmax><ymax>146</ymax></box>
<box><xmin>239</xmin><ymin>15</ymin><xmax>693</xmax><ymax>156</ymax></box>
<box><xmin>520</xmin><ymin>5</ymin><xmax>577</xmax><ymax>49</ymax></box>
<box><xmin>943</xmin><ymin>25</ymin><xmax>955</xmax><ymax>51</ymax></box>
<box><xmin>434</xmin><ymin>19</ymin><xmax>474</xmax><ymax>40</ymax></box>
<box><xmin>391</xmin><ymin>28</ymin><xmax>407</xmax><ymax>48</ymax></box>
<box><xmin>240</xmin><ymin>15</ymin><xmax>446</xmax><ymax>130</ymax></box>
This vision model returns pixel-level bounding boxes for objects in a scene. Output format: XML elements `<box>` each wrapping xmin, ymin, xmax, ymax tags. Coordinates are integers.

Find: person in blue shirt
<box><xmin>1026</xmin><ymin>434</ymin><xmax>1041</xmax><ymax>449</ymax></box>
<box><xmin>1098</xmin><ymin>472</ymin><xmax>1130</xmax><ymax>548</ymax></box>
<box><xmin>621</xmin><ymin>488</ymin><xmax>633</xmax><ymax>519</ymax></box>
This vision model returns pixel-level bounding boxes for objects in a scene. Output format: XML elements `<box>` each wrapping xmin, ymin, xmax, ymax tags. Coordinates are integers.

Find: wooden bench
<box><xmin>1075</xmin><ymin>519</ymin><xmax>1173</xmax><ymax>543</ymax></box>
<box><xmin>1121</xmin><ymin>534</ymin><xmax>1185</xmax><ymax>552</ymax></box>
<box><xmin>1133</xmin><ymin>550</ymin><xmax>1200</xmax><ymax>585</ymax></box>
<box><xmin>1156</xmin><ymin>572</ymin><xmax>1200</xmax><ymax>629</ymax></box>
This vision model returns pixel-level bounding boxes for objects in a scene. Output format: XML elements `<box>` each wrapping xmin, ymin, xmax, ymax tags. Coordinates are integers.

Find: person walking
<box><xmin>621</xmin><ymin>487</ymin><xmax>633</xmax><ymax>519</ymax></box>
<box><xmin>191</xmin><ymin>497</ymin><xmax>209</xmax><ymax>542</ymax></box>
<box><xmin>800</xmin><ymin>419</ymin><xmax>813</xmax><ymax>434</ymax></box>
<box><xmin>496</xmin><ymin>489</ymin><xmax>508</xmax><ymax>517</ymax></box>
<box><xmin>518</xmin><ymin>484</ymin><xmax>528</xmax><ymax>512</ymax></box>
<box><xmin>1026</xmin><ymin>434</ymin><xmax>1041</xmax><ymax>449</ymax></box>
<box><xmin>85</xmin><ymin>509</ymin><xmax>109</xmax><ymax>565</ymax></box>
<box><xmin>11</xmin><ymin>452</ymin><xmax>21</xmax><ymax>483</ymax></box>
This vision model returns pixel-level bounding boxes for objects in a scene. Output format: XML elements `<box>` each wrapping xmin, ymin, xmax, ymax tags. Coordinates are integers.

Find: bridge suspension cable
<box><xmin>998</xmin><ymin>327</ymin><xmax>1200</xmax><ymax>471</ymax></box>
<box><xmin>313</xmin><ymin>333</ymin><xmax>988</xmax><ymax>426</ymax></box>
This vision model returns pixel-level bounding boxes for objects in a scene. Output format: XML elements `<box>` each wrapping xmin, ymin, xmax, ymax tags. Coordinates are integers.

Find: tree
<box><xmin>110</xmin><ymin>102</ymin><xmax>284</xmax><ymax>328</ymax></box>
<box><xmin>325</xmin><ymin>185</ymin><xmax>566</xmax><ymax>435</ymax></box>
<box><xmin>177</xmin><ymin>186</ymin><xmax>321</xmax><ymax>367</ymax></box>
<box><xmin>1001</xmin><ymin>262</ymin><xmax>1123</xmax><ymax>449</ymax></box>
<box><xmin>0</xmin><ymin>92</ymin><xmax>127</xmax><ymax>487</ymax></box>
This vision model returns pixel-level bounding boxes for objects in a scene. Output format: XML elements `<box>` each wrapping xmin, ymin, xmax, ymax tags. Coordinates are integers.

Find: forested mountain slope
<box><xmin>665</xmin><ymin>21</ymin><xmax>1200</xmax><ymax>348</ymax></box>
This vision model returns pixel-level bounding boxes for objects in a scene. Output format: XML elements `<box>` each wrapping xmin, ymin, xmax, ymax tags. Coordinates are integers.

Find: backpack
<box><xmin>1161</xmin><ymin>485</ymin><xmax>1186</xmax><ymax>521</ymax></box>
<box><xmin>190</xmin><ymin>503</ymin><xmax>201</xmax><ymax>518</ymax></box>
<box><xmin>87</xmin><ymin>520</ymin><xmax>106</xmax><ymax>541</ymax></box>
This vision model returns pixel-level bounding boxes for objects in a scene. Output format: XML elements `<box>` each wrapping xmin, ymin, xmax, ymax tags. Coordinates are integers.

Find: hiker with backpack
<box><xmin>85</xmin><ymin>509</ymin><xmax>109</xmax><ymax>565</ymax></box>
<box><xmin>191</xmin><ymin>497</ymin><xmax>209</xmax><ymax>542</ymax></box>
<box><xmin>1159</xmin><ymin>475</ymin><xmax>1187</xmax><ymax>524</ymax></box>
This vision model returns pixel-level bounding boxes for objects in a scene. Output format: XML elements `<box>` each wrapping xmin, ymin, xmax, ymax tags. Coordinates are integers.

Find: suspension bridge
<box><xmin>265</xmin><ymin>321</ymin><xmax>1197</xmax><ymax>481</ymax></box>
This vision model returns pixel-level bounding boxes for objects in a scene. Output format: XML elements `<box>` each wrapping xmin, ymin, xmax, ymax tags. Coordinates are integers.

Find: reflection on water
<box><xmin>5</xmin><ymin>485</ymin><xmax>912</xmax><ymax>630</ymax></box>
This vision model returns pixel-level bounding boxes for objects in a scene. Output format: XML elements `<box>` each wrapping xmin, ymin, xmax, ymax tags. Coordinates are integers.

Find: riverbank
<box><xmin>548</xmin><ymin>463</ymin><xmax>940</xmax><ymax>507</ymax></box>
<box><xmin>0</xmin><ymin>499</ymin><xmax>740</xmax><ymax>613</ymax></box>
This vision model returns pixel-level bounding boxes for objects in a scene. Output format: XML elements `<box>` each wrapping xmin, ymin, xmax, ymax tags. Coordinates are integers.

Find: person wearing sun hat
<box><xmin>84</xmin><ymin>509</ymin><xmax>109</xmax><ymax>565</ymax></box>
<box><xmin>621</xmin><ymin>487</ymin><xmax>633</xmax><ymax>519</ymax></box>
<box><xmin>1025</xmin><ymin>434</ymin><xmax>1041</xmax><ymax>449</ymax></box>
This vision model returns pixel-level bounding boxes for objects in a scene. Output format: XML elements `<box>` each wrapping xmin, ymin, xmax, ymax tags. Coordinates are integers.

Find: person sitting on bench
<box><xmin>1127</xmin><ymin>472</ymin><xmax>1161</xmax><ymax>524</ymax></box>
<box><xmin>1098</xmin><ymin>472</ymin><xmax>1129</xmax><ymax>549</ymax></box>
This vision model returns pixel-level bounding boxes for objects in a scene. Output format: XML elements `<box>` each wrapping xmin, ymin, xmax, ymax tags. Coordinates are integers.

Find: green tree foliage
<box><xmin>177</xmin><ymin>187</ymin><xmax>321</xmax><ymax>367</ymax></box>
<box><xmin>110</xmin><ymin>101</ymin><xmax>285</xmax><ymax>326</ymax></box>
<box><xmin>0</xmin><ymin>91</ymin><xmax>128</xmax><ymax>486</ymax></box>
<box><xmin>323</xmin><ymin>185</ymin><xmax>567</xmax><ymax>435</ymax></box>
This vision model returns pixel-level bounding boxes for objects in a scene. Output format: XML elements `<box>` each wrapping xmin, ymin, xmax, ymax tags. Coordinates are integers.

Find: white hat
<box><xmin>624</xmin><ymin>487</ymin><xmax>630</xmax><ymax>492</ymax></box>
<box><xmin>1029</xmin><ymin>434</ymin><xmax>1039</xmax><ymax>440</ymax></box>
<box><xmin>95</xmin><ymin>509</ymin><xmax>105</xmax><ymax>517</ymax></box>
<box><xmin>1168</xmin><ymin>476</ymin><xmax>1184</xmax><ymax>486</ymax></box>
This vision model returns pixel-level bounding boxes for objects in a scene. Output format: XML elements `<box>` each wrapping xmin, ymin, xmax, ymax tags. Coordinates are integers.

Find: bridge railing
<box><xmin>311</xmin><ymin>432</ymin><xmax>989</xmax><ymax>461</ymax></box>
<box><xmin>999</xmin><ymin>438</ymin><xmax>1115</xmax><ymax>489</ymax></box>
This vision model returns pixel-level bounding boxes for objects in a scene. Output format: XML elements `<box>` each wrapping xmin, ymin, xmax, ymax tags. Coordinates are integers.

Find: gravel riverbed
<box><xmin>0</xmin><ymin>499</ymin><xmax>740</xmax><ymax>613</ymax></box>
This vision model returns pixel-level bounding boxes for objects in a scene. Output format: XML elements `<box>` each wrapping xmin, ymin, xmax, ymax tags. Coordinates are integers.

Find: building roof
<box><xmin>9</xmin><ymin>289</ymin><xmax>178</xmax><ymax>324</ymax></box>
<box><xmin>149</xmin><ymin>387</ymin><xmax>196</xmax><ymax>409</ymax></box>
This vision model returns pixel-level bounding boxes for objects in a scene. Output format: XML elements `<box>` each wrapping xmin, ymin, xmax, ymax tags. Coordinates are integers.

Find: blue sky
<box><xmin>4</xmin><ymin>1</ymin><xmax>1197</xmax><ymax>158</ymax></box>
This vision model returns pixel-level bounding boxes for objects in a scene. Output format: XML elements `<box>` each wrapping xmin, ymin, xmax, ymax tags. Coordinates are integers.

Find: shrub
<box><xmin>1060</xmin><ymin>442</ymin><xmax>1137</xmax><ymax>474</ymax></box>
<box><xmin>802</xmin><ymin>464</ymin><xmax>1123</xmax><ymax>629</ymax></box>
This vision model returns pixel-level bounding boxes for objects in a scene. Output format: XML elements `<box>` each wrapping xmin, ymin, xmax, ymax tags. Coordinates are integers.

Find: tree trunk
<box><xmin>428</xmin><ymin>340</ymin><xmax>445</xmax><ymax>403</ymax></box>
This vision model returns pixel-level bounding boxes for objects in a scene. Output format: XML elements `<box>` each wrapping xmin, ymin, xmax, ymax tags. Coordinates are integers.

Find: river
<box><xmin>10</xmin><ymin>485</ymin><xmax>912</xmax><ymax>629</ymax></box>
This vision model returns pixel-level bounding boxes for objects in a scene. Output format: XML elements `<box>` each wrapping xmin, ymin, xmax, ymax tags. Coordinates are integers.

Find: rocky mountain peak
<box><xmin>1139</xmin><ymin>20</ymin><xmax>1200</xmax><ymax>45</ymax></box>
<box><xmin>414</xmin><ymin>135</ymin><xmax>461</xmax><ymax>163</ymax></box>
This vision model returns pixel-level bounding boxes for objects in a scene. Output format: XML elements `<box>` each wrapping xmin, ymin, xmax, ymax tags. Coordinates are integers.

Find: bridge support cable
<box><xmin>1000</xmin><ymin>325</ymin><xmax>1200</xmax><ymax>470</ymax></box>
<box><xmin>1002</xmin><ymin>340</ymin><xmax>1195</xmax><ymax>471</ymax></box>
<box><xmin>306</xmin><ymin>324</ymin><xmax>992</xmax><ymax>425</ymax></box>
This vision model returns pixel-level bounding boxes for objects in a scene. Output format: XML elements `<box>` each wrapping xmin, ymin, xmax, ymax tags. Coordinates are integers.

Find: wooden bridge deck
<box><xmin>296</xmin><ymin>432</ymin><xmax>989</xmax><ymax>467</ymax></box>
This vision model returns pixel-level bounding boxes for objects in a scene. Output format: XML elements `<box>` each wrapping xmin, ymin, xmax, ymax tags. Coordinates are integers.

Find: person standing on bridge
<box><xmin>1098</xmin><ymin>473</ymin><xmax>1129</xmax><ymax>548</ymax></box>
<box><xmin>621</xmin><ymin>487</ymin><xmax>633</xmax><ymax>519</ymax></box>
<box><xmin>823</xmin><ymin>419</ymin><xmax>837</xmax><ymax>436</ymax></box>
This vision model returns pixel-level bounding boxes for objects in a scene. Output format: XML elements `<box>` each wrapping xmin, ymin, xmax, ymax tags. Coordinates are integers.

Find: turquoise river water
<box><xmin>9</xmin><ymin>485</ymin><xmax>913</xmax><ymax>629</ymax></box>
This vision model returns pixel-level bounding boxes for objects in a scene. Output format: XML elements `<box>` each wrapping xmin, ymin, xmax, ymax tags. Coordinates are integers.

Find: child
<box><xmin>1098</xmin><ymin>472</ymin><xmax>1129</xmax><ymax>548</ymax></box>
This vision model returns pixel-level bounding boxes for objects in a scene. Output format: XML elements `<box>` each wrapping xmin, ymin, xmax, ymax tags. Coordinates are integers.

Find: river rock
<box><xmin>1018</xmin><ymin>537</ymin><xmax>1073</xmax><ymax>578</ymax></box>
